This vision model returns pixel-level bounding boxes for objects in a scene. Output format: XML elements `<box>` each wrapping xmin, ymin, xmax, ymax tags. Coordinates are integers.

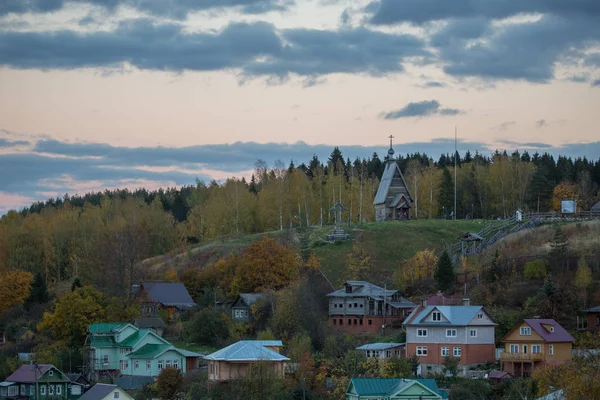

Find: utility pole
<box><xmin>454</xmin><ymin>126</ymin><xmax>457</xmax><ymax>220</ymax></box>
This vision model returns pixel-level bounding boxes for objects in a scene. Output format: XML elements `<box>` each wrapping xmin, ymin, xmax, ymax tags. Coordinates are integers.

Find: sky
<box><xmin>1</xmin><ymin>0</ymin><xmax>600</xmax><ymax>213</ymax></box>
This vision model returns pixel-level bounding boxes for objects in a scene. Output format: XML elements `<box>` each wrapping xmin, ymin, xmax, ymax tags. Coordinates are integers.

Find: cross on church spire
<box><xmin>389</xmin><ymin>134</ymin><xmax>394</xmax><ymax>149</ymax></box>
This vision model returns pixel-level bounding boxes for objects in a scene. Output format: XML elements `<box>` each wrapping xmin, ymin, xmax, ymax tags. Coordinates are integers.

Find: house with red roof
<box><xmin>500</xmin><ymin>318</ymin><xmax>575</xmax><ymax>378</ymax></box>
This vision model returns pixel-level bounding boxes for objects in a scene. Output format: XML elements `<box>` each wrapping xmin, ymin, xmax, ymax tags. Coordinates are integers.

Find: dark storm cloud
<box><xmin>381</xmin><ymin>100</ymin><xmax>462</xmax><ymax>119</ymax></box>
<box><xmin>0</xmin><ymin>21</ymin><xmax>428</xmax><ymax>79</ymax></box>
<box><xmin>366</xmin><ymin>0</ymin><xmax>600</xmax><ymax>25</ymax></box>
<box><xmin>0</xmin><ymin>0</ymin><xmax>291</xmax><ymax>18</ymax></box>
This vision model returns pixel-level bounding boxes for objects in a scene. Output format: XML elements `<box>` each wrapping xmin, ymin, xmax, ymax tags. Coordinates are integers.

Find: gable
<box><xmin>130</xmin><ymin>331</ymin><xmax>169</xmax><ymax>351</ymax></box>
<box><xmin>116</xmin><ymin>325</ymin><xmax>139</xmax><ymax>343</ymax></box>
<box><xmin>41</xmin><ymin>367</ymin><xmax>69</xmax><ymax>382</ymax></box>
<box><xmin>466</xmin><ymin>309</ymin><xmax>496</xmax><ymax>326</ymax></box>
<box><xmin>392</xmin><ymin>381</ymin><xmax>441</xmax><ymax>398</ymax></box>
<box><xmin>503</xmin><ymin>322</ymin><xmax>544</xmax><ymax>342</ymax></box>
<box><xmin>421</xmin><ymin>307</ymin><xmax>449</xmax><ymax>323</ymax></box>
<box><xmin>374</xmin><ymin>162</ymin><xmax>413</xmax><ymax>206</ymax></box>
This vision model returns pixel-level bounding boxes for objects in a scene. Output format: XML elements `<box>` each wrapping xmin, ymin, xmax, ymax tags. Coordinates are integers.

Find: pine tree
<box><xmin>24</xmin><ymin>272</ymin><xmax>50</xmax><ymax>309</ymax></box>
<box><xmin>435</xmin><ymin>251</ymin><xmax>455</xmax><ymax>292</ymax></box>
<box><xmin>71</xmin><ymin>278</ymin><xmax>82</xmax><ymax>292</ymax></box>
<box><xmin>549</xmin><ymin>227</ymin><xmax>569</xmax><ymax>268</ymax></box>
<box><xmin>486</xmin><ymin>250</ymin><xmax>501</xmax><ymax>282</ymax></box>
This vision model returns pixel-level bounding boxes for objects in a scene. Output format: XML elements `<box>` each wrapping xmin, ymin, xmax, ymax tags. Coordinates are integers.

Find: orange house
<box><xmin>500</xmin><ymin>319</ymin><xmax>575</xmax><ymax>378</ymax></box>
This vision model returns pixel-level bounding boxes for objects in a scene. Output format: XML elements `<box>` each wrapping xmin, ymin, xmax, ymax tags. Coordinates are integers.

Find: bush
<box><xmin>524</xmin><ymin>260</ymin><xmax>548</xmax><ymax>279</ymax></box>
<box><xmin>184</xmin><ymin>308</ymin><xmax>229</xmax><ymax>347</ymax></box>
<box><xmin>156</xmin><ymin>367</ymin><xmax>184</xmax><ymax>400</ymax></box>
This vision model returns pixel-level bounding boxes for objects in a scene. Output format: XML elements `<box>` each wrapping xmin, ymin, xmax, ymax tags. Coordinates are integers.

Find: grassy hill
<box><xmin>144</xmin><ymin>219</ymin><xmax>486</xmax><ymax>286</ymax></box>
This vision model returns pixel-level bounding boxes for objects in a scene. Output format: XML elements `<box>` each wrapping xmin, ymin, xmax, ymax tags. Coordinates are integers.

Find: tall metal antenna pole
<box><xmin>454</xmin><ymin>126</ymin><xmax>457</xmax><ymax>220</ymax></box>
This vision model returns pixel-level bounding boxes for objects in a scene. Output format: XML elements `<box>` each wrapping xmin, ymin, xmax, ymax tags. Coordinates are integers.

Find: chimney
<box><xmin>532</xmin><ymin>315</ymin><xmax>541</xmax><ymax>319</ymax></box>
<box><xmin>421</xmin><ymin>298</ymin><xmax>427</xmax><ymax>307</ymax></box>
<box><xmin>462</xmin><ymin>298</ymin><xmax>471</xmax><ymax>306</ymax></box>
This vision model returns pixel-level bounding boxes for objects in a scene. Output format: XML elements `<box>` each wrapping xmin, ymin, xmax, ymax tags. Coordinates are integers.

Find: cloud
<box><xmin>592</xmin><ymin>79</ymin><xmax>600</xmax><ymax>87</ymax></box>
<box><xmin>0</xmin><ymin>138</ymin><xmax>29</xmax><ymax>147</ymax></box>
<box><xmin>567</xmin><ymin>75</ymin><xmax>588</xmax><ymax>83</ymax></box>
<box><xmin>417</xmin><ymin>81</ymin><xmax>446</xmax><ymax>88</ymax></box>
<box><xmin>490</xmin><ymin>121</ymin><xmax>516</xmax><ymax>132</ymax></box>
<box><xmin>0</xmin><ymin>0</ymin><xmax>291</xmax><ymax>18</ymax></box>
<box><xmin>497</xmin><ymin>139</ymin><xmax>552</xmax><ymax>148</ymax></box>
<box><xmin>0</xmin><ymin>21</ymin><xmax>428</xmax><ymax>80</ymax></box>
<box><xmin>536</xmin><ymin>119</ymin><xmax>547</xmax><ymax>128</ymax></box>
<box><xmin>366</xmin><ymin>0</ymin><xmax>600</xmax><ymax>25</ymax></box>
<box><xmin>381</xmin><ymin>100</ymin><xmax>462</xmax><ymax>119</ymax></box>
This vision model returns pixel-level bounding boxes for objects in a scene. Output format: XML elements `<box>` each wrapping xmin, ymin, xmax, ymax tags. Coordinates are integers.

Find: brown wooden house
<box><xmin>577</xmin><ymin>305</ymin><xmax>600</xmax><ymax>330</ymax></box>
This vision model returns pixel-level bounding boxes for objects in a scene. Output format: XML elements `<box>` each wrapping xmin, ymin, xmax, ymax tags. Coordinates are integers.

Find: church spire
<box><xmin>386</xmin><ymin>134</ymin><xmax>395</xmax><ymax>162</ymax></box>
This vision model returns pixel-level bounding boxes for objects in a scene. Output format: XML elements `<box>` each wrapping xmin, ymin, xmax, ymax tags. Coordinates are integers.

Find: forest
<box><xmin>1</xmin><ymin>147</ymin><xmax>599</xmax><ymax>290</ymax></box>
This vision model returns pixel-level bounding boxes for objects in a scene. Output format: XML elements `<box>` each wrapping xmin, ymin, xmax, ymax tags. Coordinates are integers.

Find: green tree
<box><xmin>524</xmin><ymin>260</ymin><xmax>548</xmax><ymax>279</ymax></box>
<box><xmin>71</xmin><ymin>277</ymin><xmax>82</xmax><ymax>292</ymax></box>
<box><xmin>549</xmin><ymin>227</ymin><xmax>569</xmax><ymax>268</ymax></box>
<box><xmin>24</xmin><ymin>272</ymin><xmax>49</xmax><ymax>310</ymax></box>
<box><xmin>574</xmin><ymin>256</ymin><xmax>593</xmax><ymax>307</ymax></box>
<box><xmin>380</xmin><ymin>357</ymin><xmax>412</xmax><ymax>378</ymax></box>
<box><xmin>156</xmin><ymin>366</ymin><xmax>184</xmax><ymax>400</ymax></box>
<box><xmin>442</xmin><ymin>356</ymin><xmax>461</xmax><ymax>377</ymax></box>
<box><xmin>438</xmin><ymin>167</ymin><xmax>454</xmax><ymax>218</ymax></box>
<box><xmin>434</xmin><ymin>251</ymin><xmax>455</xmax><ymax>292</ymax></box>
<box><xmin>184</xmin><ymin>308</ymin><xmax>229</xmax><ymax>347</ymax></box>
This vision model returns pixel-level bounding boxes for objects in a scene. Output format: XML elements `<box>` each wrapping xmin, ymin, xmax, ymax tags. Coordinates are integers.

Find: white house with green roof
<box><xmin>85</xmin><ymin>323</ymin><xmax>201</xmax><ymax>381</ymax></box>
<box><xmin>346</xmin><ymin>378</ymin><xmax>445</xmax><ymax>400</ymax></box>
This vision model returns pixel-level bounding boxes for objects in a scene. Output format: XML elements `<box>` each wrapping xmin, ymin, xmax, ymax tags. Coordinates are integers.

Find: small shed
<box><xmin>487</xmin><ymin>371</ymin><xmax>514</xmax><ymax>385</ymax></box>
<box><xmin>459</xmin><ymin>232</ymin><xmax>484</xmax><ymax>256</ymax></box>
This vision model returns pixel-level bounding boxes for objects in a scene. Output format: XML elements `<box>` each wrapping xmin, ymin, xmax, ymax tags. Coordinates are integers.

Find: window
<box><xmin>8</xmin><ymin>387</ymin><xmax>18</xmax><ymax>397</ymax></box>
<box><xmin>102</xmin><ymin>355</ymin><xmax>109</xmax><ymax>365</ymax></box>
<box><xmin>417</xmin><ymin>329</ymin><xmax>428</xmax><ymax>337</ymax></box>
<box><xmin>386</xmin><ymin>350</ymin><xmax>391</xmax><ymax>358</ymax></box>
<box><xmin>49</xmin><ymin>385</ymin><xmax>54</xmax><ymax>396</ymax></box>
<box><xmin>549</xmin><ymin>345</ymin><xmax>554</xmax><ymax>356</ymax></box>
<box><xmin>446</xmin><ymin>329</ymin><xmax>457</xmax><ymax>337</ymax></box>
<box><xmin>166</xmin><ymin>360</ymin><xmax>172</xmax><ymax>367</ymax></box>
<box><xmin>348</xmin><ymin>319</ymin><xmax>351</xmax><ymax>325</ymax></box>
<box><xmin>72</xmin><ymin>386</ymin><xmax>82</xmax><ymax>395</ymax></box>
<box><xmin>333</xmin><ymin>304</ymin><xmax>337</xmax><ymax>308</ymax></box>
<box><xmin>134</xmin><ymin>360</ymin><xmax>139</xmax><ymax>370</ymax></box>
<box><xmin>550</xmin><ymin>327</ymin><xmax>554</xmax><ymax>332</ymax></box>
<box><xmin>333</xmin><ymin>319</ymin><xmax>337</xmax><ymax>325</ymax></box>
<box><xmin>441</xmin><ymin>347</ymin><xmax>449</xmax><ymax>356</ymax></box>
<box><xmin>432</xmin><ymin>312</ymin><xmax>441</xmax><ymax>321</ymax></box>
<box><xmin>453</xmin><ymin>347</ymin><xmax>462</xmax><ymax>357</ymax></box>
<box><xmin>30</xmin><ymin>386</ymin><xmax>34</xmax><ymax>395</ymax></box>
<box><xmin>360</xmin><ymin>304</ymin><xmax>363</xmax><ymax>308</ymax></box>
<box><xmin>339</xmin><ymin>319</ymin><xmax>343</xmax><ymax>326</ymax></box>
<box><xmin>416</xmin><ymin>346</ymin><xmax>428</xmax><ymax>356</ymax></box>
<box><xmin>158</xmin><ymin>360</ymin><xmax>163</xmax><ymax>371</ymax></box>
<box><xmin>114</xmin><ymin>392</ymin><xmax>120</xmax><ymax>399</ymax></box>
<box><xmin>49</xmin><ymin>371</ymin><xmax>53</xmax><ymax>376</ymax></box>
<box><xmin>523</xmin><ymin>344</ymin><xmax>528</xmax><ymax>354</ymax></box>
<box><xmin>41</xmin><ymin>385</ymin><xmax>46</xmax><ymax>396</ymax></box>
<box><xmin>359</xmin><ymin>319</ymin><xmax>363</xmax><ymax>326</ymax></box>
<box><xmin>366</xmin><ymin>350</ymin><xmax>371</xmax><ymax>357</ymax></box>
<box><xmin>577</xmin><ymin>316</ymin><xmax>588</xmax><ymax>330</ymax></box>
<box><xmin>120</xmin><ymin>360</ymin><xmax>128</xmax><ymax>370</ymax></box>
<box><xmin>520</xmin><ymin>327</ymin><xmax>531</xmax><ymax>336</ymax></box>
<box><xmin>532</xmin><ymin>345</ymin><xmax>541</xmax><ymax>354</ymax></box>
<box><xmin>469</xmin><ymin>329</ymin><xmax>477</xmax><ymax>337</ymax></box>
<box><xmin>354</xmin><ymin>303</ymin><xmax>358</xmax><ymax>307</ymax></box>
<box><xmin>510</xmin><ymin>344</ymin><xmax>519</xmax><ymax>353</ymax></box>
<box><xmin>56</xmin><ymin>385</ymin><xmax>62</xmax><ymax>395</ymax></box>
<box><xmin>147</xmin><ymin>360</ymin><xmax>151</xmax><ymax>370</ymax></box>
<box><xmin>477</xmin><ymin>313</ymin><xmax>483</xmax><ymax>319</ymax></box>
<box><xmin>368</xmin><ymin>320</ymin><xmax>372</xmax><ymax>326</ymax></box>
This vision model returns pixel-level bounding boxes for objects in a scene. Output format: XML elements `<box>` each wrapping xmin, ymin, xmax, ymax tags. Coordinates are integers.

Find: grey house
<box><xmin>135</xmin><ymin>282</ymin><xmax>196</xmax><ymax>320</ymax></box>
<box><xmin>230</xmin><ymin>293</ymin><xmax>267</xmax><ymax>322</ymax></box>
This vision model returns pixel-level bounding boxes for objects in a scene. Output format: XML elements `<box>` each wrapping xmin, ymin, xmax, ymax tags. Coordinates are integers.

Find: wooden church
<box><xmin>373</xmin><ymin>137</ymin><xmax>413</xmax><ymax>221</ymax></box>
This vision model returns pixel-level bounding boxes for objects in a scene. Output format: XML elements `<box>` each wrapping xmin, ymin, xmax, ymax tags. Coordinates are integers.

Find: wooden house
<box><xmin>204</xmin><ymin>340</ymin><xmax>289</xmax><ymax>386</ymax></box>
<box><xmin>500</xmin><ymin>319</ymin><xmax>575</xmax><ymax>378</ymax></box>
<box><xmin>577</xmin><ymin>305</ymin><xmax>600</xmax><ymax>330</ymax></box>
<box><xmin>12</xmin><ymin>327</ymin><xmax>34</xmax><ymax>345</ymax></box>
<box><xmin>0</xmin><ymin>364</ymin><xmax>84</xmax><ymax>399</ymax></box>
<box><xmin>135</xmin><ymin>282</ymin><xmax>196</xmax><ymax>320</ymax></box>
<box><xmin>230</xmin><ymin>293</ymin><xmax>267</xmax><ymax>322</ymax></box>
<box><xmin>373</xmin><ymin>141</ymin><xmax>413</xmax><ymax>222</ymax></box>
<box><xmin>327</xmin><ymin>281</ymin><xmax>415</xmax><ymax>334</ymax></box>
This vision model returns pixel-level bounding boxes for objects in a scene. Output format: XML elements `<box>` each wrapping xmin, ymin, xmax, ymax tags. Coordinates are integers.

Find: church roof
<box><xmin>374</xmin><ymin>160</ymin><xmax>413</xmax><ymax>206</ymax></box>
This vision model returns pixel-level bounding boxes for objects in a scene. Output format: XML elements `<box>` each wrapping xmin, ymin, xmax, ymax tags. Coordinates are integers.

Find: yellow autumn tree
<box><xmin>164</xmin><ymin>268</ymin><xmax>178</xmax><ymax>283</ymax></box>
<box><xmin>574</xmin><ymin>256</ymin><xmax>593</xmax><ymax>307</ymax></box>
<box><xmin>393</xmin><ymin>249</ymin><xmax>437</xmax><ymax>289</ymax></box>
<box><xmin>0</xmin><ymin>270</ymin><xmax>33</xmax><ymax>314</ymax></box>
<box><xmin>346</xmin><ymin>240</ymin><xmax>375</xmax><ymax>281</ymax></box>
<box><xmin>533</xmin><ymin>357</ymin><xmax>600</xmax><ymax>399</ymax></box>
<box><xmin>551</xmin><ymin>182</ymin><xmax>578</xmax><ymax>212</ymax></box>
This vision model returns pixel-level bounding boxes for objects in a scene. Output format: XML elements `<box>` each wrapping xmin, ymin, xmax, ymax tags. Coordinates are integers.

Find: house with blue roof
<box><xmin>356</xmin><ymin>343</ymin><xmax>405</xmax><ymax>360</ymax></box>
<box><xmin>403</xmin><ymin>301</ymin><xmax>497</xmax><ymax>375</ymax></box>
<box><xmin>84</xmin><ymin>323</ymin><xmax>201</xmax><ymax>383</ymax></box>
<box><xmin>204</xmin><ymin>340</ymin><xmax>289</xmax><ymax>385</ymax></box>
<box><xmin>346</xmin><ymin>378</ymin><xmax>445</xmax><ymax>399</ymax></box>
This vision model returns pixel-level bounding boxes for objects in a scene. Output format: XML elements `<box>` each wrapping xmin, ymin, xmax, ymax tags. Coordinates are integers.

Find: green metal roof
<box><xmin>89</xmin><ymin>335</ymin><xmax>117</xmax><ymax>347</ymax></box>
<box><xmin>348</xmin><ymin>378</ymin><xmax>444</xmax><ymax>399</ymax></box>
<box><xmin>88</xmin><ymin>323</ymin><xmax>126</xmax><ymax>333</ymax></box>
<box><xmin>127</xmin><ymin>344</ymin><xmax>172</xmax><ymax>359</ymax></box>
<box><xmin>119</xmin><ymin>329</ymin><xmax>150</xmax><ymax>347</ymax></box>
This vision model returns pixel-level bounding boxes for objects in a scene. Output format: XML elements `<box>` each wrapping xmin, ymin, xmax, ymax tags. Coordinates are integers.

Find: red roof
<box><xmin>426</xmin><ymin>292</ymin><xmax>462</xmax><ymax>306</ymax></box>
<box><xmin>5</xmin><ymin>364</ymin><xmax>55</xmax><ymax>383</ymax></box>
<box><xmin>523</xmin><ymin>319</ymin><xmax>575</xmax><ymax>343</ymax></box>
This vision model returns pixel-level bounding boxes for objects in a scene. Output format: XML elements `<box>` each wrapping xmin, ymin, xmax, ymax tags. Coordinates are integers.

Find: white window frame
<box><xmin>40</xmin><ymin>385</ymin><xmax>46</xmax><ymax>396</ymax></box>
<box><xmin>549</xmin><ymin>345</ymin><xmax>554</xmax><ymax>356</ymax></box>
<box><xmin>441</xmin><ymin>347</ymin><xmax>449</xmax><ymax>356</ymax></box>
<box><xmin>477</xmin><ymin>313</ymin><xmax>483</xmax><ymax>319</ymax></box>
<box><xmin>71</xmin><ymin>386</ymin><xmax>82</xmax><ymax>395</ymax></box>
<box><xmin>56</xmin><ymin>385</ymin><xmax>62</xmax><ymax>395</ymax></box>
<box><xmin>102</xmin><ymin>355</ymin><xmax>109</xmax><ymax>364</ymax></box>
<box><xmin>173</xmin><ymin>360</ymin><xmax>179</xmax><ymax>369</ymax></box>
<box><xmin>432</xmin><ymin>312</ymin><xmax>442</xmax><ymax>321</ymax></box>
<box><xmin>134</xmin><ymin>360</ymin><xmax>139</xmax><ymax>370</ymax></box>
<box><xmin>48</xmin><ymin>385</ymin><xmax>54</xmax><ymax>396</ymax></box>
<box><xmin>520</xmin><ymin>327</ymin><xmax>531</xmax><ymax>336</ymax></box>
<box><xmin>114</xmin><ymin>391</ymin><xmax>120</xmax><ymax>399</ymax></box>
<box><xmin>532</xmin><ymin>345</ymin><xmax>541</xmax><ymax>354</ymax></box>
<box><xmin>166</xmin><ymin>360</ymin><xmax>172</xmax><ymax>367</ymax></box>
<box><xmin>550</xmin><ymin>326</ymin><xmax>554</xmax><ymax>332</ymax></box>
<box><xmin>510</xmin><ymin>344</ymin><xmax>519</xmax><ymax>353</ymax></box>
<box><xmin>469</xmin><ymin>329</ymin><xmax>477</xmax><ymax>337</ymax></box>
<box><xmin>48</xmin><ymin>371</ymin><xmax>53</xmax><ymax>376</ymax></box>
<box><xmin>417</xmin><ymin>329</ymin><xmax>428</xmax><ymax>337</ymax></box>
<box><xmin>453</xmin><ymin>347</ymin><xmax>462</xmax><ymax>357</ymax></box>
<box><xmin>446</xmin><ymin>329</ymin><xmax>457</xmax><ymax>337</ymax></box>
<box><xmin>147</xmin><ymin>360</ymin><xmax>151</xmax><ymax>370</ymax></box>
<box><xmin>416</xmin><ymin>346</ymin><xmax>428</xmax><ymax>356</ymax></box>
<box><xmin>158</xmin><ymin>360</ymin><xmax>163</xmax><ymax>370</ymax></box>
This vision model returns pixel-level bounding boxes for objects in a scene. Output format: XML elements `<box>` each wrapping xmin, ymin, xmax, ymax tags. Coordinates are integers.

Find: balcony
<box><xmin>500</xmin><ymin>352</ymin><xmax>543</xmax><ymax>362</ymax></box>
